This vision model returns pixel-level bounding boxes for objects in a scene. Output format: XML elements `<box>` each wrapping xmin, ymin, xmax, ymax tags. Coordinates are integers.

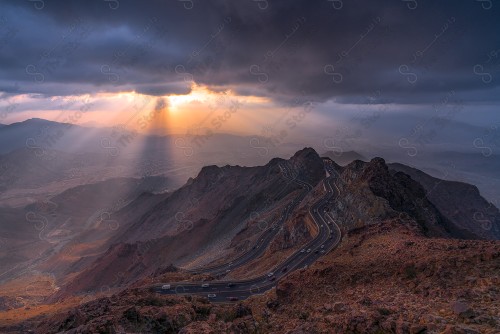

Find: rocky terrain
<box><xmin>390</xmin><ymin>163</ymin><xmax>500</xmax><ymax>240</ymax></box>
<box><xmin>0</xmin><ymin>148</ymin><xmax>499</xmax><ymax>333</ymax></box>
<box><xmin>1</xmin><ymin>0</ymin><xmax>499</xmax><ymax>331</ymax></box>
<box><xmin>3</xmin><ymin>219</ymin><xmax>497</xmax><ymax>334</ymax></box>
<box><xmin>50</xmin><ymin>148</ymin><xmax>325</xmax><ymax>298</ymax></box>
<box><xmin>0</xmin><ymin>176</ymin><xmax>170</xmax><ymax>285</ymax></box>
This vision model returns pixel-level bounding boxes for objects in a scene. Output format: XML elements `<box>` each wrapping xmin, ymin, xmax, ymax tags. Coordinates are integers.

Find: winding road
<box><xmin>183</xmin><ymin>163</ymin><xmax>311</xmax><ymax>277</ymax></box>
<box><xmin>155</xmin><ymin>159</ymin><xmax>342</xmax><ymax>303</ymax></box>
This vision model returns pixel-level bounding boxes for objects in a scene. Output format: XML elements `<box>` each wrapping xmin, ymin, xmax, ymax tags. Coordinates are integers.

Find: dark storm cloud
<box><xmin>0</xmin><ymin>0</ymin><xmax>499</xmax><ymax>103</ymax></box>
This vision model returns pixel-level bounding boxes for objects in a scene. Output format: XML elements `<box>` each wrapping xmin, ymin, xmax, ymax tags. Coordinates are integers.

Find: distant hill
<box><xmin>0</xmin><ymin>118</ymin><xmax>98</xmax><ymax>154</ymax></box>
<box><xmin>0</xmin><ymin>175</ymin><xmax>170</xmax><ymax>283</ymax></box>
<box><xmin>0</xmin><ymin>118</ymin><xmax>292</xmax><ymax>168</ymax></box>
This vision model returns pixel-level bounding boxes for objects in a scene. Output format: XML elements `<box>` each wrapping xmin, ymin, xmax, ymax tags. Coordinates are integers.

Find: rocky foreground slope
<box><xmin>8</xmin><ymin>219</ymin><xmax>498</xmax><ymax>334</ymax></box>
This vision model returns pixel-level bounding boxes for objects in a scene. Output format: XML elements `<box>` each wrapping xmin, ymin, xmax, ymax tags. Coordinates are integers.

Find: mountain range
<box><xmin>0</xmin><ymin>145</ymin><xmax>498</xmax><ymax>333</ymax></box>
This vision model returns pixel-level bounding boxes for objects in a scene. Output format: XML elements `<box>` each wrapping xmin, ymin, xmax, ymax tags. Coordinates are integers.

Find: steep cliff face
<box><xmin>361</xmin><ymin>158</ymin><xmax>455</xmax><ymax>238</ymax></box>
<box><xmin>270</xmin><ymin>211</ymin><xmax>317</xmax><ymax>252</ymax></box>
<box><xmin>390</xmin><ymin>163</ymin><xmax>500</xmax><ymax>240</ymax></box>
<box><xmin>323</xmin><ymin>157</ymin><xmax>487</xmax><ymax>239</ymax></box>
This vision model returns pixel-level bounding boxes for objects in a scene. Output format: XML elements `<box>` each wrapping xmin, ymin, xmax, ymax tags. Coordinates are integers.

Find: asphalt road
<box><xmin>155</xmin><ymin>159</ymin><xmax>342</xmax><ymax>303</ymax></box>
<box><xmin>184</xmin><ymin>163</ymin><xmax>311</xmax><ymax>277</ymax></box>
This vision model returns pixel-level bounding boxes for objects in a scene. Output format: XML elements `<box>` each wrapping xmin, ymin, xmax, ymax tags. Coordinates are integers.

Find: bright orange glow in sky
<box><xmin>2</xmin><ymin>85</ymin><xmax>286</xmax><ymax>137</ymax></box>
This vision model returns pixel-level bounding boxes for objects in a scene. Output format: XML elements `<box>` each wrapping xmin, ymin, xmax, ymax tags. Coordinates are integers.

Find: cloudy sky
<box><xmin>0</xmin><ymin>0</ymin><xmax>499</xmax><ymax>154</ymax></box>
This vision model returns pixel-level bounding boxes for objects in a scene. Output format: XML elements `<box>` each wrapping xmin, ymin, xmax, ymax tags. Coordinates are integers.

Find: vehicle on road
<box><xmin>282</xmin><ymin>266</ymin><xmax>288</xmax><ymax>272</ymax></box>
<box><xmin>227</xmin><ymin>296</ymin><xmax>239</xmax><ymax>301</ymax></box>
<box><xmin>208</xmin><ymin>294</ymin><xmax>216</xmax><ymax>298</ymax></box>
<box><xmin>321</xmin><ymin>245</ymin><xmax>325</xmax><ymax>249</ymax></box>
<box><xmin>306</xmin><ymin>248</ymin><xmax>311</xmax><ymax>253</ymax></box>
<box><xmin>227</xmin><ymin>282</ymin><xmax>235</xmax><ymax>287</ymax></box>
<box><xmin>314</xmin><ymin>249</ymin><xmax>319</xmax><ymax>254</ymax></box>
<box><xmin>226</xmin><ymin>269</ymin><xmax>231</xmax><ymax>273</ymax></box>
<box><xmin>269</xmin><ymin>276</ymin><xmax>276</xmax><ymax>281</ymax></box>
<box><xmin>300</xmin><ymin>249</ymin><xmax>305</xmax><ymax>253</ymax></box>
<box><xmin>202</xmin><ymin>283</ymin><xmax>210</xmax><ymax>288</ymax></box>
<box><xmin>161</xmin><ymin>284</ymin><xmax>171</xmax><ymax>290</ymax></box>
<box><xmin>267</xmin><ymin>272</ymin><xmax>274</xmax><ymax>277</ymax></box>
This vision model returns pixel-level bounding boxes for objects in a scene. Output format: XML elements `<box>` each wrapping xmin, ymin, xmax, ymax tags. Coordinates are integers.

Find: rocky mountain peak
<box><xmin>368</xmin><ymin>157</ymin><xmax>387</xmax><ymax>168</ymax></box>
<box><xmin>197</xmin><ymin>165</ymin><xmax>222</xmax><ymax>177</ymax></box>
<box><xmin>288</xmin><ymin>147</ymin><xmax>325</xmax><ymax>185</ymax></box>
<box><xmin>291</xmin><ymin>147</ymin><xmax>318</xmax><ymax>161</ymax></box>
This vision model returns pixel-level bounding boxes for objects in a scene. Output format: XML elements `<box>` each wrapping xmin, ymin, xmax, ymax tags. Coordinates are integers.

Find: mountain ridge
<box><xmin>49</xmin><ymin>149</ymin><xmax>500</xmax><ymax>300</ymax></box>
<box><xmin>1</xmin><ymin>147</ymin><xmax>499</xmax><ymax>333</ymax></box>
